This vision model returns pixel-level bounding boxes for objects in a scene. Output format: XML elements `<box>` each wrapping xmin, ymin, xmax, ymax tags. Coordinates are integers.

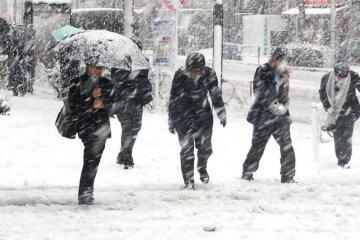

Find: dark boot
<box><xmin>199</xmin><ymin>168</ymin><xmax>209</xmax><ymax>184</ymax></box>
<box><xmin>124</xmin><ymin>158</ymin><xmax>134</xmax><ymax>169</ymax></box>
<box><xmin>78</xmin><ymin>188</ymin><xmax>95</xmax><ymax>205</ymax></box>
<box><xmin>241</xmin><ymin>172</ymin><xmax>255</xmax><ymax>181</ymax></box>
<box><xmin>184</xmin><ymin>181</ymin><xmax>195</xmax><ymax>190</ymax></box>
<box><xmin>116</xmin><ymin>152</ymin><xmax>125</xmax><ymax>165</ymax></box>
<box><xmin>281</xmin><ymin>176</ymin><xmax>297</xmax><ymax>183</ymax></box>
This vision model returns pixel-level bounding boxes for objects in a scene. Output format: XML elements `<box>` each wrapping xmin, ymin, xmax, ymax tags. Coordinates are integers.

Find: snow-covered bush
<box><xmin>286</xmin><ymin>43</ymin><xmax>330</xmax><ymax>68</ymax></box>
<box><xmin>0</xmin><ymin>94</ymin><xmax>10</xmax><ymax>115</ymax></box>
<box><xmin>0</xmin><ymin>55</ymin><xmax>7</xmax><ymax>89</ymax></box>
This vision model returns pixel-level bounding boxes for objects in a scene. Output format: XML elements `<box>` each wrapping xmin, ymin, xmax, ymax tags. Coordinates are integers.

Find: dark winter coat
<box><xmin>247</xmin><ymin>63</ymin><xmax>290</xmax><ymax>126</ymax></box>
<box><xmin>319</xmin><ymin>70</ymin><xmax>360</xmax><ymax>122</ymax></box>
<box><xmin>67</xmin><ymin>73</ymin><xmax>115</xmax><ymax>139</ymax></box>
<box><xmin>168</xmin><ymin>67</ymin><xmax>226</xmax><ymax>133</ymax></box>
<box><xmin>111</xmin><ymin>68</ymin><xmax>153</xmax><ymax>113</ymax></box>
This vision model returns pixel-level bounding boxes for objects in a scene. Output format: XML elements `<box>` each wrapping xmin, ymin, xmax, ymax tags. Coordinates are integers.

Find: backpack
<box><xmin>252</xmin><ymin>66</ymin><xmax>262</xmax><ymax>96</ymax></box>
<box><xmin>55</xmin><ymin>104</ymin><xmax>78</xmax><ymax>139</ymax></box>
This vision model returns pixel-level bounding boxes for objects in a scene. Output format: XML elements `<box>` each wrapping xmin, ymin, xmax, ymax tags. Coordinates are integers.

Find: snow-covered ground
<box><xmin>1</xmin><ymin>77</ymin><xmax>360</xmax><ymax>240</ymax></box>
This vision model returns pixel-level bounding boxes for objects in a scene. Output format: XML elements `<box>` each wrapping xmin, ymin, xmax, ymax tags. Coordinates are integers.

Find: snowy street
<box><xmin>1</xmin><ymin>80</ymin><xmax>360</xmax><ymax>239</ymax></box>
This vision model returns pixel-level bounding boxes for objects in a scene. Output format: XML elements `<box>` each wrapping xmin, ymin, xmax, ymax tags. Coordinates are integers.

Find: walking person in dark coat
<box><xmin>111</xmin><ymin>67</ymin><xmax>152</xmax><ymax>169</ymax></box>
<box><xmin>168</xmin><ymin>53</ymin><xmax>226</xmax><ymax>189</ymax></box>
<box><xmin>67</xmin><ymin>58</ymin><xmax>114</xmax><ymax>205</ymax></box>
<box><xmin>242</xmin><ymin>48</ymin><xmax>296</xmax><ymax>183</ymax></box>
<box><xmin>111</xmin><ymin>38</ymin><xmax>153</xmax><ymax>169</ymax></box>
<box><xmin>319</xmin><ymin>63</ymin><xmax>360</xmax><ymax>168</ymax></box>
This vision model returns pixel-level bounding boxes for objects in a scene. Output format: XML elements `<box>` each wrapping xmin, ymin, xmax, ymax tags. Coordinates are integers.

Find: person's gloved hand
<box><xmin>327</xmin><ymin>107</ymin><xmax>337</xmax><ymax>116</ymax></box>
<box><xmin>169</xmin><ymin>127</ymin><xmax>176</xmax><ymax>134</ymax></box>
<box><xmin>269</xmin><ymin>102</ymin><xmax>287</xmax><ymax>115</ymax></box>
<box><xmin>220</xmin><ymin>118</ymin><xmax>226</xmax><ymax>127</ymax></box>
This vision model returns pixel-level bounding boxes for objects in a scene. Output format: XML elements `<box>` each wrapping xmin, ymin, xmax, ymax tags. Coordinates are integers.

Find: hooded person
<box><xmin>319</xmin><ymin>62</ymin><xmax>360</xmax><ymax>168</ymax></box>
<box><xmin>67</xmin><ymin>54</ymin><xmax>115</xmax><ymax>205</ymax></box>
<box><xmin>168</xmin><ymin>53</ymin><xmax>226</xmax><ymax>189</ymax></box>
<box><xmin>242</xmin><ymin>47</ymin><xmax>297</xmax><ymax>183</ymax></box>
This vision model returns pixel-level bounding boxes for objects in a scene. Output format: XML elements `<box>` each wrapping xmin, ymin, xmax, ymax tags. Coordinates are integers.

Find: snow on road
<box><xmin>1</xmin><ymin>81</ymin><xmax>360</xmax><ymax>239</ymax></box>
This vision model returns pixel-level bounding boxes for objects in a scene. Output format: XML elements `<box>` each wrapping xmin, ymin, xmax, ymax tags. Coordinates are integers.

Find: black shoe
<box><xmin>116</xmin><ymin>153</ymin><xmax>125</xmax><ymax>165</ymax></box>
<box><xmin>123</xmin><ymin>159</ymin><xmax>134</xmax><ymax>169</ymax></box>
<box><xmin>241</xmin><ymin>172</ymin><xmax>254</xmax><ymax>181</ymax></box>
<box><xmin>78</xmin><ymin>196</ymin><xmax>95</xmax><ymax>205</ymax></box>
<box><xmin>199</xmin><ymin>169</ymin><xmax>209</xmax><ymax>184</ymax></box>
<box><xmin>281</xmin><ymin>177</ymin><xmax>297</xmax><ymax>183</ymax></box>
<box><xmin>338</xmin><ymin>163</ymin><xmax>350</xmax><ymax>169</ymax></box>
<box><xmin>184</xmin><ymin>182</ymin><xmax>195</xmax><ymax>190</ymax></box>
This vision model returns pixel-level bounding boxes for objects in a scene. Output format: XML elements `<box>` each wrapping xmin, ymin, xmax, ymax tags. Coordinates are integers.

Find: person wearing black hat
<box><xmin>168</xmin><ymin>53</ymin><xmax>226</xmax><ymax>189</ymax></box>
<box><xmin>319</xmin><ymin>62</ymin><xmax>360</xmax><ymax>168</ymax></box>
<box><xmin>242</xmin><ymin>47</ymin><xmax>297</xmax><ymax>183</ymax></box>
<box><xmin>67</xmin><ymin>58</ymin><xmax>115</xmax><ymax>205</ymax></box>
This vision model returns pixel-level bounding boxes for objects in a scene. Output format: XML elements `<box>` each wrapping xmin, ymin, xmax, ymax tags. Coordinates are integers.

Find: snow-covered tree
<box><xmin>0</xmin><ymin>94</ymin><xmax>10</xmax><ymax>115</ymax></box>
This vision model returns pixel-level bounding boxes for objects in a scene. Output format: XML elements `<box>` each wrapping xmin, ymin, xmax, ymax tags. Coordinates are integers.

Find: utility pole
<box><xmin>124</xmin><ymin>0</ymin><xmax>134</xmax><ymax>38</ymax></box>
<box><xmin>13</xmin><ymin>0</ymin><xmax>18</xmax><ymax>24</ymax></box>
<box><xmin>173</xmin><ymin>6</ymin><xmax>179</xmax><ymax>71</ymax></box>
<box><xmin>297</xmin><ymin>0</ymin><xmax>305</xmax><ymax>43</ymax></box>
<box><xmin>330</xmin><ymin>0</ymin><xmax>336</xmax><ymax>66</ymax></box>
<box><xmin>213</xmin><ymin>0</ymin><xmax>223</xmax><ymax>88</ymax></box>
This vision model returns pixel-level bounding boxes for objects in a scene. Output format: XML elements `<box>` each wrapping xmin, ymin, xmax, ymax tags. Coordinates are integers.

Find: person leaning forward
<box><xmin>319</xmin><ymin>62</ymin><xmax>360</xmax><ymax>169</ymax></box>
<box><xmin>168</xmin><ymin>53</ymin><xmax>226</xmax><ymax>190</ymax></box>
<box><xmin>67</xmin><ymin>58</ymin><xmax>114</xmax><ymax>205</ymax></box>
<box><xmin>242</xmin><ymin>47</ymin><xmax>297</xmax><ymax>184</ymax></box>
<box><xmin>110</xmin><ymin>38</ymin><xmax>153</xmax><ymax>169</ymax></box>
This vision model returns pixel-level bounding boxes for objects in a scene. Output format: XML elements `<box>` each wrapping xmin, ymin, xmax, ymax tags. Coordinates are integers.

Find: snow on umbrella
<box><xmin>55</xmin><ymin>30</ymin><xmax>149</xmax><ymax>71</ymax></box>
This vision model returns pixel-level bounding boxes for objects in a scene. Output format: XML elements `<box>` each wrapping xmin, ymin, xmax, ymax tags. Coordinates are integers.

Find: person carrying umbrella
<box><xmin>319</xmin><ymin>62</ymin><xmax>360</xmax><ymax>168</ymax></box>
<box><xmin>67</xmin><ymin>52</ymin><xmax>115</xmax><ymax>205</ymax></box>
<box><xmin>168</xmin><ymin>53</ymin><xmax>226</xmax><ymax>190</ymax></box>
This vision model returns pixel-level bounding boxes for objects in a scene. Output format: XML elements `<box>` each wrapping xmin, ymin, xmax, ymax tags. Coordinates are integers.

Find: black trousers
<box><xmin>243</xmin><ymin>117</ymin><xmax>296</xmax><ymax>179</ymax></box>
<box><xmin>78</xmin><ymin>123</ymin><xmax>110</xmax><ymax>200</ymax></box>
<box><xmin>177</xmin><ymin>127</ymin><xmax>213</xmax><ymax>184</ymax></box>
<box><xmin>116</xmin><ymin>105</ymin><xmax>143</xmax><ymax>162</ymax></box>
<box><xmin>334</xmin><ymin>117</ymin><xmax>354</xmax><ymax>166</ymax></box>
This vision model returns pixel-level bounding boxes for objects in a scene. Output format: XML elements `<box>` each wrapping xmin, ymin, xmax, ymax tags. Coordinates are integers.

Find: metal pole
<box><xmin>173</xmin><ymin>8</ymin><xmax>179</xmax><ymax>71</ymax></box>
<box><xmin>297</xmin><ymin>0</ymin><xmax>305</xmax><ymax>42</ymax></box>
<box><xmin>13</xmin><ymin>0</ymin><xmax>17</xmax><ymax>24</ymax></box>
<box><xmin>311</xmin><ymin>102</ymin><xmax>320</xmax><ymax>174</ymax></box>
<box><xmin>124</xmin><ymin>0</ymin><xmax>134</xmax><ymax>38</ymax></box>
<box><xmin>213</xmin><ymin>0</ymin><xmax>223</xmax><ymax>89</ymax></box>
<box><xmin>330</xmin><ymin>0</ymin><xmax>336</xmax><ymax>66</ymax></box>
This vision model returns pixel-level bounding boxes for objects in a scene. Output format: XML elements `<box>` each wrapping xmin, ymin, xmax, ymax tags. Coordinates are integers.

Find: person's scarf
<box><xmin>325</xmin><ymin>70</ymin><xmax>351</xmax><ymax>126</ymax></box>
<box><xmin>278</xmin><ymin>72</ymin><xmax>289</xmax><ymax>104</ymax></box>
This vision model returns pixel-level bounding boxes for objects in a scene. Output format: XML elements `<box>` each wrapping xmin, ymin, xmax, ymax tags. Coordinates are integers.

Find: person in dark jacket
<box><xmin>111</xmin><ymin>38</ymin><xmax>153</xmax><ymax>169</ymax></box>
<box><xmin>319</xmin><ymin>63</ymin><xmax>360</xmax><ymax>168</ymax></box>
<box><xmin>111</xmin><ymin>67</ymin><xmax>152</xmax><ymax>169</ymax></box>
<box><xmin>168</xmin><ymin>53</ymin><xmax>226</xmax><ymax>189</ymax></box>
<box><xmin>242</xmin><ymin>47</ymin><xmax>296</xmax><ymax>183</ymax></box>
<box><xmin>68</xmin><ymin>60</ymin><xmax>114</xmax><ymax>205</ymax></box>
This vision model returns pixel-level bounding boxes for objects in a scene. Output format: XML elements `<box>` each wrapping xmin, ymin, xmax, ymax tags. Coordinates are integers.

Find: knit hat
<box><xmin>334</xmin><ymin>62</ymin><xmax>350</xmax><ymax>78</ymax></box>
<box><xmin>186</xmin><ymin>53</ymin><xmax>206</xmax><ymax>71</ymax></box>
